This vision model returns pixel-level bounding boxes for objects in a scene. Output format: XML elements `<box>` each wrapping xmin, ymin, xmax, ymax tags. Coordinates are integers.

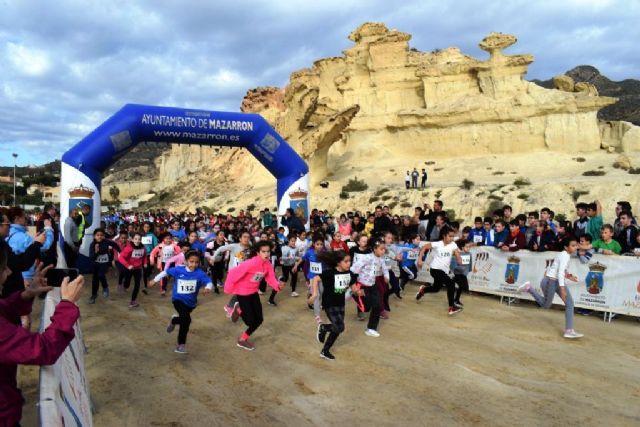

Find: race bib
<box><xmin>473</xmin><ymin>235</ymin><xmax>483</xmax><ymax>243</ymax></box>
<box><xmin>162</xmin><ymin>248</ymin><xmax>174</xmax><ymax>262</ymax></box>
<box><xmin>407</xmin><ymin>250</ymin><xmax>418</xmax><ymax>260</ymax></box>
<box><xmin>353</xmin><ymin>253</ymin><xmax>364</xmax><ymax>265</ymax></box>
<box><xmin>347</xmin><ymin>241</ymin><xmax>357</xmax><ymax>249</ymax></box>
<box><xmin>141</xmin><ymin>236</ymin><xmax>152</xmax><ymax>245</ymax></box>
<box><xmin>310</xmin><ymin>262</ymin><xmax>322</xmax><ymax>274</ymax></box>
<box><xmin>334</xmin><ymin>273</ymin><xmax>351</xmax><ymax>293</ymax></box>
<box><xmin>461</xmin><ymin>254</ymin><xmax>471</xmax><ymax>265</ymax></box>
<box><xmin>132</xmin><ymin>249</ymin><xmax>145</xmax><ymax>258</ymax></box>
<box><xmin>96</xmin><ymin>254</ymin><xmax>109</xmax><ymax>263</ymax></box>
<box><xmin>177</xmin><ymin>279</ymin><xmax>197</xmax><ymax>294</ymax></box>
<box><xmin>251</xmin><ymin>272</ymin><xmax>265</xmax><ymax>282</ymax></box>
<box><xmin>373</xmin><ymin>264</ymin><xmax>382</xmax><ymax>276</ymax></box>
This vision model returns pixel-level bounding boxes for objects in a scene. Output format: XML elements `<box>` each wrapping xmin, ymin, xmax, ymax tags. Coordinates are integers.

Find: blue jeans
<box><xmin>528</xmin><ymin>276</ymin><xmax>574</xmax><ymax>330</ymax></box>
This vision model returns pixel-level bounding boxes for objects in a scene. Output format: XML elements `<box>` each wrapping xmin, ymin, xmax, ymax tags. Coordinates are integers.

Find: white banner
<box><xmin>413</xmin><ymin>247</ymin><xmax>640</xmax><ymax>317</ymax></box>
<box><xmin>39</xmin><ymin>288</ymin><xmax>93</xmax><ymax>427</ymax></box>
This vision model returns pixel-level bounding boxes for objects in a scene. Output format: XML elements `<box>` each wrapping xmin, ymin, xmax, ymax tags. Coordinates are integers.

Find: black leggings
<box><xmin>237</xmin><ymin>293</ymin><xmax>263</xmax><ymax>336</ymax></box>
<box><xmin>91</xmin><ymin>263</ymin><xmax>110</xmax><ymax>297</ymax></box>
<box><xmin>63</xmin><ymin>242</ymin><xmax>77</xmax><ymax>268</ymax></box>
<box><xmin>115</xmin><ymin>261</ymin><xmax>127</xmax><ymax>286</ymax></box>
<box><xmin>322</xmin><ymin>305</ymin><xmax>345</xmax><ymax>352</ymax></box>
<box><xmin>124</xmin><ymin>268</ymin><xmax>142</xmax><ymax>301</ymax></box>
<box><xmin>172</xmin><ymin>300</ymin><xmax>193</xmax><ymax>345</ymax></box>
<box><xmin>209</xmin><ymin>261</ymin><xmax>225</xmax><ymax>286</ymax></box>
<box><xmin>423</xmin><ymin>268</ymin><xmax>456</xmax><ymax>307</ymax></box>
<box><xmin>399</xmin><ymin>264</ymin><xmax>418</xmax><ymax>290</ymax></box>
<box><xmin>385</xmin><ymin>269</ymin><xmax>400</xmax><ymax>308</ymax></box>
<box><xmin>453</xmin><ymin>274</ymin><xmax>469</xmax><ymax>303</ymax></box>
<box><xmin>143</xmin><ymin>262</ymin><xmax>154</xmax><ymax>288</ymax></box>
<box><xmin>363</xmin><ymin>285</ymin><xmax>381</xmax><ymax>330</ymax></box>
<box><xmin>280</xmin><ymin>265</ymin><xmax>298</xmax><ymax>292</ymax></box>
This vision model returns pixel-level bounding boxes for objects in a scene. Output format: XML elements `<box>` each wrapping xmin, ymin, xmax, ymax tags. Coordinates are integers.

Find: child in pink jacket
<box><xmin>149</xmin><ymin>233</ymin><xmax>181</xmax><ymax>296</ymax></box>
<box><xmin>224</xmin><ymin>240</ymin><xmax>283</xmax><ymax>351</ymax></box>
<box><xmin>118</xmin><ymin>233</ymin><xmax>148</xmax><ymax>308</ymax></box>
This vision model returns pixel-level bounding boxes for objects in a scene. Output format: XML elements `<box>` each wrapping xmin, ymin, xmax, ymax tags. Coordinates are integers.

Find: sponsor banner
<box><xmin>412</xmin><ymin>247</ymin><xmax>640</xmax><ymax>316</ymax></box>
<box><xmin>39</xmin><ymin>288</ymin><xmax>93</xmax><ymax>427</ymax></box>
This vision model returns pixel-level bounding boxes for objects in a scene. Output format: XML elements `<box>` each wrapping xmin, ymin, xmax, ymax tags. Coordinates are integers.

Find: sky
<box><xmin>1</xmin><ymin>0</ymin><xmax>638</xmax><ymax>166</ymax></box>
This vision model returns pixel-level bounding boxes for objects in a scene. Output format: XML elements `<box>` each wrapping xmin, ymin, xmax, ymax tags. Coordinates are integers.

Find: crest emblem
<box><xmin>68</xmin><ymin>185</ymin><xmax>95</xmax><ymax>227</ymax></box>
<box><xmin>504</xmin><ymin>255</ymin><xmax>520</xmax><ymax>284</ymax></box>
<box><xmin>289</xmin><ymin>188</ymin><xmax>308</xmax><ymax>224</ymax></box>
<box><xmin>585</xmin><ymin>262</ymin><xmax>606</xmax><ymax>295</ymax></box>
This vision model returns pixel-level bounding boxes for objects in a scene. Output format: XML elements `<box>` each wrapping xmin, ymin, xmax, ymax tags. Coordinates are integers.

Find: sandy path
<box><xmin>20</xmin><ymin>274</ymin><xmax>640</xmax><ymax>426</ymax></box>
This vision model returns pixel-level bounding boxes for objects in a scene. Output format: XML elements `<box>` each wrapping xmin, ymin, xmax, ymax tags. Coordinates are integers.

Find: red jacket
<box><xmin>330</xmin><ymin>240</ymin><xmax>349</xmax><ymax>252</ymax></box>
<box><xmin>118</xmin><ymin>243</ymin><xmax>148</xmax><ymax>270</ymax></box>
<box><xmin>0</xmin><ymin>292</ymin><xmax>79</xmax><ymax>426</ymax></box>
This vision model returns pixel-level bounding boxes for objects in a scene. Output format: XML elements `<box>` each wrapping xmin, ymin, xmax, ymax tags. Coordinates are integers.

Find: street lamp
<box><xmin>12</xmin><ymin>153</ymin><xmax>17</xmax><ymax>206</ymax></box>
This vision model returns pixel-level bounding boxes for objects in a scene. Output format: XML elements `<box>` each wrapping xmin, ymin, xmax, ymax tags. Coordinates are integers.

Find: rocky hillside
<box><xmin>532</xmin><ymin>65</ymin><xmax>640</xmax><ymax>125</ymax></box>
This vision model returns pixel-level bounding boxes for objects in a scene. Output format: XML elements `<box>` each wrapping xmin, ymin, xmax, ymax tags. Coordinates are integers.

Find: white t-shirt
<box><xmin>545</xmin><ymin>251</ymin><xmax>570</xmax><ymax>287</ymax></box>
<box><xmin>429</xmin><ymin>241</ymin><xmax>458</xmax><ymax>273</ymax></box>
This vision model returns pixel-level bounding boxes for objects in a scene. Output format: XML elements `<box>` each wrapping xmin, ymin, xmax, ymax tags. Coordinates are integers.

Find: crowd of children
<box><xmin>85</xmin><ymin>198</ymin><xmax>639</xmax><ymax>358</ymax></box>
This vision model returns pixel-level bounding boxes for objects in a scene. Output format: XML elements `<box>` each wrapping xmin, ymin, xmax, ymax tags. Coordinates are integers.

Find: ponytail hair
<box><xmin>315</xmin><ymin>250</ymin><xmax>350</xmax><ymax>269</ymax></box>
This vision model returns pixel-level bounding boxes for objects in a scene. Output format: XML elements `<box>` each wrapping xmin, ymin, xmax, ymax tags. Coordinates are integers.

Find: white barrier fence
<box><xmin>413</xmin><ymin>247</ymin><xmax>640</xmax><ymax>317</ymax></box>
<box><xmin>38</xmin><ymin>288</ymin><xmax>93</xmax><ymax>427</ymax></box>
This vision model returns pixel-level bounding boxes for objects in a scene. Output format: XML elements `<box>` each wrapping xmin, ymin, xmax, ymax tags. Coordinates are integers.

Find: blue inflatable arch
<box><xmin>60</xmin><ymin>104</ymin><xmax>309</xmax><ymax>271</ymax></box>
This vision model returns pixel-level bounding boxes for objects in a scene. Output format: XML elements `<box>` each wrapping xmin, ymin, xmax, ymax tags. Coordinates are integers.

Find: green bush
<box><xmin>517</xmin><ymin>193</ymin><xmax>529</xmax><ymax>200</ymax></box>
<box><xmin>339</xmin><ymin>191</ymin><xmax>349</xmax><ymax>199</ymax></box>
<box><xmin>381</xmin><ymin>194</ymin><xmax>392</xmax><ymax>201</ymax></box>
<box><xmin>434</xmin><ymin>190</ymin><xmax>442</xmax><ymax>199</ymax></box>
<box><xmin>400</xmin><ymin>201</ymin><xmax>412</xmax><ymax>208</ymax></box>
<box><xmin>513</xmin><ymin>177</ymin><xmax>531</xmax><ymax>187</ymax></box>
<box><xmin>227</xmin><ymin>207</ymin><xmax>236</xmax><ymax>212</ymax></box>
<box><xmin>575</xmin><ymin>157</ymin><xmax>586</xmax><ymax>162</ymax></box>
<box><xmin>492</xmin><ymin>171</ymin><xmax>504</xmax><ymax>175</ymax></box>
<box><xmin>375</xmin><ymin>188</ymin><xmax>389</xmax><ymax>196</ymax></box>
<box><xmin>583</xmin><ymin>170</ymin><xmax>605</xmax><ymax>176</ymax></box>
<box><xmin>461</xmin><ymin>179</ymin><xmax>474</xmax><ymax>190</ymax></box>
<box><xmin>485</xmin><ymin>200</ymin><xmax>504</xmax><ymax>216</ymax></box>
<box><xmin>388</xmin><ymin>201</ymin><xmax>398</xmax><ymax>210</ymax></box>
<box><xmin>555</xmin><ymin>213</ymin><xmax>567</xmax><ymax>223</ymax></box>
<box><xmin>246</xmin><ymin>203</ymin><xmax>256</xmax><ymax>212</ymax></box>
<box><xmin>628</xmin><ymin>168</ymin><xmax>640</xmax><ymax>174</ymax></box>
<box><xmin>571</xmin><ymin>190</ymin><xmax>589</xmax><ymax>202</ymax></box>
<box><xmin>342</xmin><ymin>177</ymin><xmax>368</xmax><ymax>192</ymax></box>
<box><xmin>488</xmin><ymin>194</ymin><xmax>503</xmax><ymax>201</ymax></box>
<box><xmin>369</xmin><ymin>195</ymin><xmax>381</xmax><ymax>204</ymax></box>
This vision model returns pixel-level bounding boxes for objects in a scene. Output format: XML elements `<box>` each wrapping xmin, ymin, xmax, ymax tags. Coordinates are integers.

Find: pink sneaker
<box><xmin>380</xmin><ymin>310</ymin><xmax>389</xmax><ymax>320</ymax></box>
<box><xmin>517</xmin><ymin>281</ymin><xmax>531</xmax><ymax>293</ymax></box>
<box><xmin>224</xmin><ymin>304</ymin><xmax>233</xmax><ymax>318</ymax></box>
<box><xmin>128</xmin><ymin>300</ymin><xmax>140</xmax><ymax>308</ymax></box>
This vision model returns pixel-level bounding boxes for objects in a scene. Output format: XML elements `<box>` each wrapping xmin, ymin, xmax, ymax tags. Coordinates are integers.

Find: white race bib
<box><xmin>310</xmin><ymin>262</ymin><xmax>322</xmax><ymax>274</ymax></box>
<box><xmin>347</xmin><ymin>241</ymin><xmax>357</xmax><ymax>249</ymax></box>
<box><xmin>96</xmin><ymin>254</ymin><xmax>109</xmax><ymax>263</ymax></box>
<box><xmin>473</xmin><ymin>235</ymin><xmax>483</xmax><ymax>243</ymax></box>
<box><xmin>141</xmin><ymin>236</ymin><xmax>152</xmax><ymax>245</ymax></box>
<box><xmin>461</xmin><ymin>254</ymin><xmax>471</xmax><ymax>265</ymax></box>
<box><xmin>407</xmin><ymin>250</ymin><xmax>418</xmax><ymax>260</ymax></box>
<box><xmin>251</xmin><ymin>272</ymin><xmax>265</xmax><ymax>282</ymax></box>
<box><xmin>373</xmin><ymin>264</ymin><xmax>382</xmax><ymax>276</ymax></box>
<box><xmin>177</xmin><ymin>279</ymin><xmax>197</xmax><ymax>294</ymax></box>
<box><xmin>334</xmin><ymin>273</ymin><xmax>351</xmax><ymax>292</ymax></box>
<box><xmin>132</xmin><ymin>249</ymin><xmax>145</xmax><ymax>258</ymax></box>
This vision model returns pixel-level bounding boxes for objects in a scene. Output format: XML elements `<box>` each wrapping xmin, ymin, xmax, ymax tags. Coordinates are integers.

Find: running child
<box><xmin>150</xmin><ymin>233</ymin><xmax>181</xmax><ymax>296</ymax></box>
<box><xmin>450</xmin><ymin>240</ymin><xmax>472</xmax><ymax>308</ymax></box>
<box><xmin>118</xmin><ymin>233</ymin><xmax>148</xmax><ymax>308</ymax></box>
<box><xmin>151</xmin><ymin>250</ymin><xmax>213</xmax><ymax>354</ymax></box>
<box><xmin>141</xmin><ymin>222</ymin><xmax>158</xmax><ymax>293</ymax></box>
<box><xmin>211</xmin><ymin>231</ymin><xmax>252</xmax><ymax>319</ymax></box>
<box><xmin>293</xmin><ymin>234</ymin><xmax>327</xmax><ymax>324</ymax></box>
<box><xmin>205</xmin><ymin>230</ymin><xmax>227</xmax><ymax>293</ymax></box>
<box><xmin>223</xmin><ymin>240</ymin><xmax>284</xmax><ymax>350</ymax></box>
<box><xmin>415</xmin><ymin>227</ymin><xmax>465</xmax><ymax>316</ymax></box>
<box><xmin>88</xmin><ymin>228</ymin><xmax>120</xmax><ymax>304</ymax></box>
<box><xmin>280</xmin><ymin>235</ymin><xmax>300</xmax><ymax>297</ymax></box>
<box><xmin>309</xmin><ymin>250</ymin><xmax>357</xmax><ymax>361</ymax></box>
<box><xmin>517</xmin><ymin>236</ymin><xmax>584</xmax><ymax>339</ymax></box>
<box><xmin>112</xmin><ymin>230</ymin><xmax>130</xmax><ymax>293</ymax></box>
<box><xmin>349</xmin><ymin>234</ymin><xmax>372</xmax><ymax>320</ymax></box>
<box><xmin>397</xmin><ymin>234</ymin><xmax>421</xmax><ymax>291</ymax></box>
<box><xmin>350</xmin><ymin>239</ymin><xmax>390</xmax><ymax>337</ymax></box>
<box><xmin>164</xmin><ymin>240</ymin><xmax>191</xmax><ymax>270</ymax></box>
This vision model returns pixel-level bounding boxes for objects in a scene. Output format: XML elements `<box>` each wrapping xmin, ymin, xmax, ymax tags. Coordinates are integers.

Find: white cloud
<box><xmin>6</xmin><ymin>42</ymin><xmax>51</xmax><ymax>76</ymax></box>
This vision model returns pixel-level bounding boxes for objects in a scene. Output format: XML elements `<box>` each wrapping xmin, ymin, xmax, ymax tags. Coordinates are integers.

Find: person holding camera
<box><xmin>0</xmin><ymin>241</ymin><xmax>84</xmax><ymax>427</ymax></box>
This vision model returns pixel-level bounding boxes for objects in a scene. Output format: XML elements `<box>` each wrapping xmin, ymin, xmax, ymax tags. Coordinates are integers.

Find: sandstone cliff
<box><xmin>105</xmin><ymin>23</ymin><xmax>640</xmax><ymax>223</ymax></box>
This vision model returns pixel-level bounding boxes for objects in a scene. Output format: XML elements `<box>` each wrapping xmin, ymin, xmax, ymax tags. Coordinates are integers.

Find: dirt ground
<box><xmin>19</xmin><ymin>275</ymin><xmax>640</xmax><ymax>427</ymax></box>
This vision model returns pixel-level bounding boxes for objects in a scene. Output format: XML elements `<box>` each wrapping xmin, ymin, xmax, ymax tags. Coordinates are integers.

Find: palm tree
<box><xmin>109</xmin><ymin>186</ymin><xmax>120</xmax><ymax>207</ymax></box>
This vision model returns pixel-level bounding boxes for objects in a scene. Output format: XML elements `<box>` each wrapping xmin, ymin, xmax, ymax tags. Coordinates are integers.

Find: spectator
<box><xmin>425</xmin><ymin>200</ymin><xmax>444</xmax><ymax>239</ymax></box>
<box><xmin>614</xmin><ymin>201</ymin><xmax>636</xmax><ymax>236</ymax></box>
<box><xmin>36</xmin><ymin>203</ymin><xmax>58</xmax><ymax>268</ymax></box>
<box><xmin>502</xmin><ymin>220</ymin><xmax>526</xmax><ymax>251</ymax></box>
<box><xmin>411</xmin><ymin>168</ymin><xmax>419</xmax><ymax>188</ymax></box>
<box><xmin>540</xmin><ymin>207</ymin><xmax>557</xmax><ymax>234</ymax></box>
<box><xmin>400</xmin><ymin>216</ymin><xmax>418</xmax><ymax>242</ymax></box>
<box><xmin>63</xmin><ymin>209</ymin><xmax>81</xmax><ymax>268</ymax></box>
<box><xmin>573</xmin><ymin>202</ymin><xmax>589</xmax><ymax>239</ymax></box>
<box><xmin>429</xmin><ymin>213</ymin><xmax>447</xmax><ymax>241</ymax></box>
<box><xmin>391</xmin><ymin>215</ymin><xmax>402</xmax><ymax>238</ymax></box>
<box><xmin>592</xmin><ymin>224</ymin><xmax>621</xmax><ymax>255</ymax></box>
<box><xmin>483</xmin><ymin>217</ymin><xmax>495</xmax><ymax>246</ymax></box>
<box><xmin>516</xmin><ymin>214</ymin><xmax>528</xmax><ymax>234</ymax></box>
<box><xmin>467</xmin><ymin>217</ymin><xmax>486</xmax><ymax>245</ymax></box>
<box><xmin>577</xmin><ymin>234</ymin><xmax>594</xmax><ymax>264</ymax></box>
<box><xmin>525</xmin><ymin>211</ymin><xmax>539</xmax><ymax>247</ymax></box>
<box><xmin>586</xmin><ymin>200</ymin><xmax>603</xmax><ymax>241</ymax></box>
<box><xmin>420</xmin><ymin>168</ymin><xmax>427</xmax><ymax>189</ymax></box>
<box><xmin>528</xmin><ymin>220</ymin><xmax>556</xmax><ymax>252</ymax></box>
<box><xmin>502</xmin><ymin>205</ymin><xmax>513</xmax><ymax>223</ymax></box>
<box><xmin>404</xmin><ymin>171</ymin><xmax>410</xmax><ymax>189</ymax></box>
<box><xmin>372</xmin><ymin>205</ymin><xmax>393</xmax><ymax>237</ymax></box>
<box><xmin>493</xmin><ymin>220</ymin><xmax>509</xmax><ymax>249</ymax></box>
<box><xmin>0</xmin><ymin>244</ymin><xmax>85</xmax><ymax>426</ymax></box>
<box><xmin>281</xmin><ymin>208</ymin><xmax>305</xmax><ymax>234</ymax></box>
<box><xmin>351</xmin><ymin>215</ymin><xmax>365</xmax><ymax>233</ymax></box>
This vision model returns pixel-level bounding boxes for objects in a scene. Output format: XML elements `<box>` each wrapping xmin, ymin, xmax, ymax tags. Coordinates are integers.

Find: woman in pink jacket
<box><xmin>0</xmin><ymin>241</ymin><xmax>84</xmax><ymax>427</ymax></box>
<box><xmin>224</xmin><ymin>240</ymin><xmax>284</xmax><ymax>351</ymax></box>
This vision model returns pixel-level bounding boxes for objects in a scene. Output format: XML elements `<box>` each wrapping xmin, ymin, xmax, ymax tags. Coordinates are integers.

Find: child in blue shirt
<box><xmin>151</xmin><ymin>250</ymin><xmax>212</xmax><ymax>354</ymax></box>
<box><xmin>467</xmin><ymin>217</ymin><xmax>486</xmax><ymax>245</ymax></box>
<box><xmin>293</xmin><ymin>234</ymin><xmax>327</xmax><ymax>324</ymax></box>
<box><xmin>396</xmin><ymin>234</ymin><xmax>421</xmax><ymax>291</ymax></box>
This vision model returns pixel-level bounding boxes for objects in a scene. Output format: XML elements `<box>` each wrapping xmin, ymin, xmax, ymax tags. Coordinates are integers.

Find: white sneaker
<box><xmin>291</xmin><ymin>291</ymin><xmax>299</xmax><ymax>297</ymax></box>
<box><xmin>364</xmin><ymin>329</ymin><xmax>380</xmax><ymax>337</ymax></box>
<box><xmin>563</xmin><ymin>330</ymin><xmax>584</xmax><ymax>339</ymax></box>
<box><xmin>517</xmin><ymin>281</ymin><xmax>531</xmax><ymax>293</ymax></box>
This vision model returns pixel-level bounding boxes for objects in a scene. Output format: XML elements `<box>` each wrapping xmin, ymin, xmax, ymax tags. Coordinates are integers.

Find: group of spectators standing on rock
<box><xmin>405</xmin><ymin>167</ymin><xmax>428</xmax><ymax>189</ymax></box>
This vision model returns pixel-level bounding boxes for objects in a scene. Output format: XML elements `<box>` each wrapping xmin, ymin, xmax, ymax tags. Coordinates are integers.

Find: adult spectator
<box><xmin>400</xmin><ymin>217</ymin><xmax>418</xmax><ymax>242</ymax></box>
<box><xmin>372</xmin><ymin>205</ymin><xmax>393</xmax><ymax>237</ymax></box>
<box><xmin>0</xmin><ymin>245</ymin><xmax>84</xmax><ymax>426</ymax></box>
<box><xmin>63</xmin><ymin>208</ymin><xmax>81</xmax><ymax>268</ymax></box>
<box><xmin>411</xmin><ymin>168</ymin><xmax>419</xmax><ymax>188</ymax></box>
<box><xmin>428</xmin><ymin>213</ymin><xmax>447</xmax><ymax>241</ymax></box>
<box><xmin>76</xmin><ymin>202</ymin><xmax>92</xmax><ymax>243</ymax></box>
<box><xmin>36</xmin><ymin>203</ymin><xmax>59</xmax><ymax>268</ymax></box>
<box><xmin>404</xmin><ymin>171</ymin><xmax>410</xmax><ymax>189</ymax></box>
<box><xmin>425</xmin><ymin>200</ymin><xmax>444</xmax><ymax>239</ymax></box>
<box><xmin>420</xmin><ymin>169</ymin><xmax>428</xmax><ymax>189</ymax></box>
<box><xmin>281</xmin><ymin>208</ymin><xmax>305</xmax><ymax>234</ymax></box>
<box><xmin>615</xmin><ymin>211</ymin><xmax>638</xmax><ymax>254</ymax></box>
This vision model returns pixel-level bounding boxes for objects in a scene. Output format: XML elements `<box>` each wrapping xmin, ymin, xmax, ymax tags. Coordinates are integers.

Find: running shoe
<box><xmin>415</xmin><ymin>285</ymin><xmax>426</xmax><ymax>301</ymax></box>
<box><xmin>563</xmin><ymin>330</ymin><xmax>584</xmax><ymax>339</ymax></box>
<box><xmin>454</xmin><ymin>301</ymin><xmax>464</xmax><ymax>309</ymax></box>
<box><xmin>268</xmin><ymin>300</ymin><xmax>277</xmax><ymax>306</ymax></box>
<box><xmin>128</xmin><ymin>300</ymin><xmax>140</xmax><ymax>308</ymax></box>
<box><xmin>516</xmin><ymin>281</ymin><xmax>531</xmax><ymax>293</ymax></box>
<box><xmin>160</xmin><ymin>290</ymin><xmax>166</xmax><ymax>297</ymax></box>
<box><xmin>291</xmin><ymin>291</ymin><xmax>299</xmax><ymax>297</ymax></box>
<box><xmin>320</xmin><ymin>349</ymin><xmax>335</xmax><ymax>361</ymax></box>
<box><xmin>237</xmin><ymin>339</ymin><xmax>255</xmax><ymax>351</ymax></box>
<box><xmin>364</xmin><ymin>329</ymin><xmax>380</xmax><ymax>337</ymax></box>
<box><xmin>448</xmin><ymin>307</ymin><xmax>463</xmax><ymax>316</ymax></box>
<box><xmin>88</xmin><ymin>296</ymin><xmax>96</xmax><ymax>305</ymax></box>
<box><xmin>258</xmin><ymin>290</ymin><xmax>264</xmax><ymax>295</ymax></box>
<box><xmin>380</xmin><ymin>310</ymin><xmax>389</xmax><ymax>320</ymax></box>
<box><xmin>174</xmin><ymin>344</ymin><xmax>188</xmax><ymax>354</ymax></box>
<box><xmin>394</xmin><ymin>291</ymin><xmax>402</xmax><ymax>300</ymax></box>
<box><xmin>402</xmin><ymin>266</ymin><xmax>415</xmax><ymax>280</ymax></box>
<box><xmin>142</xmin><ymin>289</ymin><xmax>149</xmax><ymax>295</ymax></box>
<box><xmin>231</xmin><ymin>302</ymin><xmax>241</xmax><ymax>323</ymax></box>
<box><xmin>117</xmin><ymin>284</ymin><xmax>124</xmax><ymax>293</ymax></box>
<box><xmin>224</xmin><ymin>304</ymin><xmax>233</xmax><ymax>318</ymax></box>
<box><xmin>317</xmin><ymin>324</ymin><xmax>327</xmax><ymax>344</ymax></box>
<box><xmin>167</xmin><ymin>314</ymin><xmax>179</xmax><ymax>333</ymax></box>
<box><xmin>214</xmin><ymin>285</ymin><xmax>220</xmax><ymax>294</ymax></box>
<box><xmin>308</xmin><ymin>304</ymin><xmax>314</xmax><ymax>310</ymax></box>
<box><xmin>102</xmin><ymin>289</ymin><xmax>109</xmax><ymax>298</ymax></box>
<box><xmin>357</xmin><ymin>312</ymin><xmax>366</xmax><ymax>321</ymax></box>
